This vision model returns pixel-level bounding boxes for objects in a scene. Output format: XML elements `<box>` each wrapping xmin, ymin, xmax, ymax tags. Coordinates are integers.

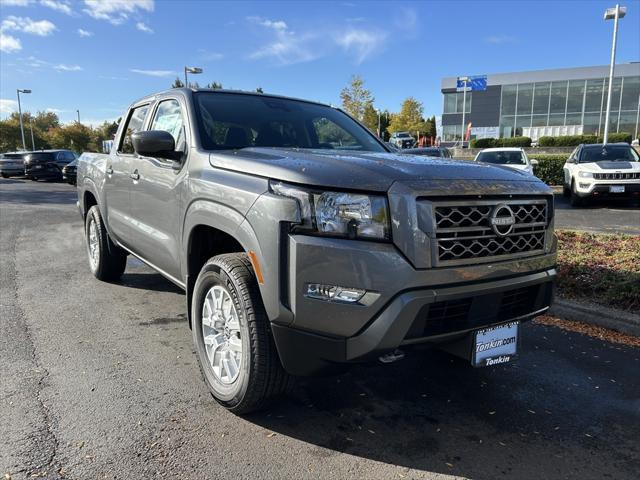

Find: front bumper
<box><xmin>575</xmin><ymin>181</ymin><xmax>640</xmax><ymax>197</ymax></box>
<box><xmin>273</xmin><ymin>267</ymin><xmax>555</xmax><ymax>375</ymax></box>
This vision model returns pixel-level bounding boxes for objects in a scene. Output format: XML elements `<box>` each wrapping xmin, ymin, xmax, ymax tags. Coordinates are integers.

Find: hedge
<box><xmin>538</xmin><ymin>132</ymin><xmax>633</xmax><ymax>147</ymax></box>
<box><xmin>469</xmin><ymin>136</ymin><xmax>532</xmax><ymax>148</ymax></box>
<box><xmin>530</xmin><ymin>154</ymin><xmax>567</xmax><ymax>185</ymax></box>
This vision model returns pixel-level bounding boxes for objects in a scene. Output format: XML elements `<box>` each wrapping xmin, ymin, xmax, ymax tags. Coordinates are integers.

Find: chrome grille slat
<box><xmin>429</xmin><ymin>199</ymin><xmax>548</xmax><ymax>266</ymax></box>
<box><xmin>593</xmin><ymin>172</ymin><xmax>640</xmax><ymax>180</ymax></box>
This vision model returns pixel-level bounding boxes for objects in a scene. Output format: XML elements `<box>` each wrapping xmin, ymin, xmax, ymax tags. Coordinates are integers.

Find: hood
<box><xmin>579</xmin><ymin>161</ymin><xmax>640</xmax><ymax>172</ymax></box>
<box><xmin>209</xmin><ymin>148</ymin><xmax>541</xmax><ymax>191</ymax></box>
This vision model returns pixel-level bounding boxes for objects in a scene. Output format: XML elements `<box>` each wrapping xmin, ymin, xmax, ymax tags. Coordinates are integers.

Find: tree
<box><xmin>207</xmin><ymin>81</ymin><xmax>223</xmax><ymax>90</ymax></box>
<box><xmin>48</xmin><ymin>123</ymin><xmax>94</xmax><ymax>153</ymax></box>
<box><xmin>388</xmin><ymin>97</ymin><xmax>428</xmax><ymax>136</ymax></box>
<box><xmin>340</xmin><ymin>75</ymin><xmax>374</xmax><ymax>124</ymax></box>
<box><xmin>426</xmin><ymin>115</ymin><xmax>437</xmax><ymax>139</ymax></box>
<box><xmin>171</xmin><ymin>77</ymin><xmax>184</xmax><ymax>88</ymax></box>
<box><xmin>256</xmin><ymin>87</ymin><xmax>264</xmax><ymax>93</ymax></box>
<box><xmin>362</xmin><ymin>103</ymin><xmax>379</xmax><ymax>134</ymax></box>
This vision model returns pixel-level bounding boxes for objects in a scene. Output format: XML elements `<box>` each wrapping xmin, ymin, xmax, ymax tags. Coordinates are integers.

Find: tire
<box><xmin>85</xmin><ymin>205</ymin><xmax>127</xmax><ymax>281</ymax></box>
<box><xmin>562</xmin><ymin>183</ymin><xmax>570</xmax><ymax>198</ymax></box>
<box><xmin>192</xmin><ymin>253</ymin><xmax>292</xmax><ymax>414</ymax></box>
<box><xmin>1</xmin><ymin>173</ymin><xmax>8</xmax><ymax>178</ymax></box>
<box><xmin>570</xmin><ymin>180</ymin><xmax>584</xmax><ymax>207</ymax></box>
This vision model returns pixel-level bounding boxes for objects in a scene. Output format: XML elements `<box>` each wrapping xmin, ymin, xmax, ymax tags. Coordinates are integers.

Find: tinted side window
<box><xmin>150</xmin><ymin>100</ymin><xmax>185</xmax><ymax>149</ymax></box>
<box><xmin>118</xmin><ymin>105</ymin><xmax>149</xmax><ymax>154</ymax></box>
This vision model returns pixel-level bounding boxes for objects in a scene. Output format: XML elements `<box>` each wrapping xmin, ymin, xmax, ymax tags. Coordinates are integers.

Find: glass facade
<box><xmin>443</xmin><ymin>92</ymin><xmax>472</xmax><ymax>114</ymax></box>
<box><xmin>499</xmin><ymin>75</ymin><xmax>640</xmax><ymax>137</ymax></box>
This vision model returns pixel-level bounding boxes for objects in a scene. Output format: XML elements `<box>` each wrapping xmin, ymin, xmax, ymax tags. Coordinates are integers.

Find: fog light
<box><xmin>579</xmin><ymin>183</ymin><xmax>591</xmax><ymax>189</ymax></box>
<box><xmin>306</xmin><ymin>283</ymin><xmax>366</xmax><ymax>303</ymax></box>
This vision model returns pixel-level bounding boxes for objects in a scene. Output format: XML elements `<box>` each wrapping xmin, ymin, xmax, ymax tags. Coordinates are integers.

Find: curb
<box><xmin>549</xmin><ymin>298</ymin><xmax>640</xmax><ymax>337</ymax></box>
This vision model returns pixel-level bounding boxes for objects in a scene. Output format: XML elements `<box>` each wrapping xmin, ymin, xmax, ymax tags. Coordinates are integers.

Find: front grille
<box><xmin>428</xmin><ymin>199</ymin><xmax>548</xmax><ymax>266</ymax></box>
<box><xmin>593</xmin><ymin>172</ymin><xmax>640</xmax><ymax>180</ymax></box>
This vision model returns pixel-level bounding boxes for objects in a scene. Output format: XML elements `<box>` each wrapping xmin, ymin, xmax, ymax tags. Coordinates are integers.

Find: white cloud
<box><xmin>77</xmin><ymin>28</ymin><xmax>92</xmax><ymax>37</ymax></box>
<box><xmin>485</xmin><ymin>35</ymin><xmax>515</xmax><ymax>44</ymax></box>
<box><xmin>130</xmin><ymin>68</ymin><xmax>175</xmax><ymax>77</ymax></box>
<box><xmin>247</xmin><ymin>16</ymin><xmax>319</xmax><ymax>65</ymax></box>
<box><xmin>83</xmin><ymin>0</ymin><xmax>154</xmax><ymax>25</ymax></box>
<box><xmin>0</xmin><ymin>98</ymin><xmax>19</xmax><ymax>116</ymax></box>
<box><xmin>335</xmin><ymin>29</ymin><xmax>386</xmax><ymax>64</ymax></box>
<box><xmin>198</xmin><ymin>49</ymin><xmax>224</xmax><ymax>61</ymax></box>
<box><xmin>247</xmin><ymin>16</ymin><xmax>287</xmax><ymax>31</ymax></box>
<box><xmin>54</xmin><ymin>63</ymin><xmax>82</xmax><ymax>71</ymax></box>
<box><xmin>40</xmin><ymin>0</ymin><xmax>73</xmax><ymax>15</ymax></box>
<box><xmin>46</xmin><ymin>107</ymin><xmax>64</xmax><ymax>113</ymax></box>
<box><xmin>0</xmin><ymin>32</ymin><xmax>22</xmax><ymax>52</ymax></box>
<box><xmin>0</xmin><ymin>0</ymin><xmax>33</xmax><ymax>6</ymax></box>
<box><xmin>135</xmin><ymin>21</ymin><xmax>153</xmax><ymax>34</ymax></box>
<box><xmin>1</xmin><ymin>16</ymin><xmax>57</xmax><ymax>36</ymax></box>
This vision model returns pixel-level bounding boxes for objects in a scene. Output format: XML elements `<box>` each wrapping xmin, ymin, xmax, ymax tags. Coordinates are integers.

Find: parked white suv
<box><xmin>563</xmin><ymin>143</ymin><xmax>640</xmax><ymax>206</ymax></box>
<box><xmin>473</xmin><ymin>148</ymin><xmax>538</xmax><ymax>175</ymax></box>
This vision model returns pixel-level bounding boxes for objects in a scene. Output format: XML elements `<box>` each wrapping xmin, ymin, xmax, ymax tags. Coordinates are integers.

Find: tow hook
<box><xmin>379</xmin><ymin>349</ymin><xmax>405</xmax><ymax>364</ymax></box>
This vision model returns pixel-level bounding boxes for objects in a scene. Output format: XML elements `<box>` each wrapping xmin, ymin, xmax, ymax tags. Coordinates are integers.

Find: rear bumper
<box><xmin>0</xmin><ymin>166</ymin><xmax>24</xmax><ymax>175</ymax></box>
<box><xmin>25</xmin><ymin>164</ymin><xmax>61</xmax><ymax>179</ymax></box>
<box><xmin>273</xmin><ymin>267</ymin><xmax>555</xmax><ymax>375</ymax></box>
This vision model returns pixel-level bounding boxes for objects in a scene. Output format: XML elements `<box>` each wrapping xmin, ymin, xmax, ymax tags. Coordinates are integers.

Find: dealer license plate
<box><xmin>473</xmin><ymin>321</ymin><xmax>519</xmax><ymax>367</ymax></box>
<box><xmin>610</xmin><ymin>186</ymin><xmax>625</xmax><ymax>193</ymax></box>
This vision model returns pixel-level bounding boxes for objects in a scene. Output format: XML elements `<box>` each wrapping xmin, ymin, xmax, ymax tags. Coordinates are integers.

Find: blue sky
<box><xmin>1</xmin><ymin>0</ymin><xmax>639</xmax><ymax>126</ymax></box>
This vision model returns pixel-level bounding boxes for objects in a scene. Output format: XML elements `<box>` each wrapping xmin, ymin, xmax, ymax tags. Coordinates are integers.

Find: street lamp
<box><xmin>77</xmin><ymin>109</ymin><xmax>81</xmax><ymax>124</ymax></box>
<box><xmin>602</xmin><ymin>4</ymin><xmax>626</xmax><ymax>144</ymax></box>
<box><xmin>376</xmin><ymin>108</ymin><xmax>381</xmax><ymax>138</ymax></box>
<box><xmin>16</xmin><ymin>88</ymin><xmax>31</xmax><ymax>151</ymax></box>
<box><xmin>184</xmin><ymin>66</ymin><xmax>203</xmax><ymax>87</ymax></box>
<box><xmin>459</xmin><ymin>76</ymin><xmax>470</xmax><ymax>147</ymax></box>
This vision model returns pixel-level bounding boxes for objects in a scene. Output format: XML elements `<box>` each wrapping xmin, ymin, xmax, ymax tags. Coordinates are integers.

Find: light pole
<box><xmin>184</xmin><ymin>66</ymin><xmax>203</xmax><ymax>87</ymax></box>
<box><xmin>16</xmin><ymin>88</ymin><xmax>31</xmax><ymax>151</ymax></box>
<box><xmin>377</xmin><ymin>109</ymin><xmax>381</xmax><ymax>138</ymax></box>
<box><xmin>76</xmin><ymin>109</ymin><xmax>81</xmax><ymax>124</ymax></box>
<box><xmin>602</xmin><ymin>4</ymin><xmax>626</xmax><ymax>144</ymax></box>
<box><xmin>459</xmin><ymin>76</ymin><xmax>469</xmax><ymax>147</ymax></box>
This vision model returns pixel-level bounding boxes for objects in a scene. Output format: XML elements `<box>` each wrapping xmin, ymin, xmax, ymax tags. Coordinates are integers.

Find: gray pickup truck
<box><xmin>78</xmin><ymin>88</ymin><xmax>556</xmax><ymax>413</ymax></box>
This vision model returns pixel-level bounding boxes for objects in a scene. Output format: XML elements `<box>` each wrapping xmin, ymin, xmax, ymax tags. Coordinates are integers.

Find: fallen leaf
<box><xmin>267</xmin><ymin>432</ymin><xmax>277</xmax><ymax>438</ymax></box>
<box><xmin>446</xmin><ymin>463</ymin><xmax>454</xmax><ymax>468</ymax></box>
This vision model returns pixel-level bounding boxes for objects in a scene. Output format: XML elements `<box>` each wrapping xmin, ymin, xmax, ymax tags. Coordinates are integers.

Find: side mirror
<box><xmin>132</xmin><ymin>130</ymin><xmax>182</xmax><ymax>163</ymax></box>
<box><xmin>530</xmin><ymin>159</ymin><xmax>539</xmax><ymax>166</ymax></box>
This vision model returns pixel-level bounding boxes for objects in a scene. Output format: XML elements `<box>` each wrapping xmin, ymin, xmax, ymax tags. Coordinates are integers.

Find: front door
<box><xmin>129</xmin><ymin>98</ymin><xmax>187</xmax><ymax>281</ymax></box>
<box><xmin>103</xmin><ymin>104</ymin><xmax>149</xmax><ymax>246</ymax></box>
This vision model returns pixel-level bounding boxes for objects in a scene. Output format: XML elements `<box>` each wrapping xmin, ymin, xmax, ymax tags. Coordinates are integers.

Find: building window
<box><xmin>549</xmin><ymin>81</ymin><xmax>568</xmax><ymax>114</ymax></box>
<box><xmin>566</xmin><ymin>80</ymin><xmax>585</xmax><ymax>113</ymax></box>
<box><xmin>500</xmin><ymin>115</ymin><xmax>515</xmax><ymax>138</ymax></box>
<box><xmin>442</xmin><ymin>124</ymin><xmax>461</xmax><ymax>141</ymax></box>
<box><xmin>532</xmin><ymin>82</ymin><xmax>550</xmax><ymax>115</ymax></box>
<box><xmin>620</xmin><ymin>76</ymin><xmax>640</xmax><ymax>112</ymax></box>
<box><xmin>443</xmin><ymin>92</ymin><xmax>471</xmax><ymax>114</ymax></box>
<box><xmin>516</xmin><ymin>83</ymin><xmax>533</xmax><ymax>116</ymax></box>
<box><xmin>584</xmin><ymin>78</ymin><xmax>604</xmax><ymax>113</ymax></box>
<box><xmin>501</xmin><ymin>85</ymin><xmax>517</xmax><ymax>115</ymax></box>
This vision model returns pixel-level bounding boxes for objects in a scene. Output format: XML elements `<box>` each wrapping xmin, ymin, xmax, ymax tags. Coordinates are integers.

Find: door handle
<box><xmin>130</xmin><ymin>170</ymin><xmax>140</xmax><ymax>181</ymax></box>
<box><xmin>106</xmin><ymin>165</ymin><xmax>113</xmax><ymax>175</ymax></box>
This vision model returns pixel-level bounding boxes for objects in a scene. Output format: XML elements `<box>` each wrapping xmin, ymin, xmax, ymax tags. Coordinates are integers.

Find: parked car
<box><xmin>0</xmin><ymin>151</ymin><xmax>29</xmax><ymax>178</ymax></box>
<box><xmin>24</xmin><ymin>149</ymin><xmax>76</xmax><ymax>181</ymax></box>
<box><xmin>389</xmin><ymin>131</ymin><xmax>415</xmax><ymax>149</ymax></box>
<box><xmin>403</xmin><ymin>147</ymin><xmax>452</xmax><ymax>158</ymax></box>
<box><xmin>473</xmin><ymin>148</ymin><xmax>537</xmax><ymax>175</ymax></box>
<box><xmin>78</xmin><ymin>88</ymin><xmax>556</xmax><ymax>414</ymax></box>
<box><xmin>62</xmin><ymin>159</ymin><xmax>77</xmax><ymax>185</ymax></box>
<box><xmin>562</xmin><ymin>143</ymin><xmax>640</xmax><ymax>206</ymax></box>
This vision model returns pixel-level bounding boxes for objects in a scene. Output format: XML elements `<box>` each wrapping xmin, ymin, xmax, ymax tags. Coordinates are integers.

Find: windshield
<box><xmin>580</xmin><ymin>145</ymin><xmax>640</xmax><ymax>163</ymax></box>
<box><xmin>396</xmin><ymin>132</ymin><xmax>411</xmax><ymax>138</ymax></box>
<box><xmin>476</xmin><ymin>151</ymin><xmax>526</xmax><ymax>165</ymax></box>
<box><xmin>194</xmin><ymin>92</ymin><xmax>386</xmax><ymax>152</ymax></box>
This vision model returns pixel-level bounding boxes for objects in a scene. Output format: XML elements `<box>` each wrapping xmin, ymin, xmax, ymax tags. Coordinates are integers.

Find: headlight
<box><xmin>578</xmin><ymin>171</ymin><xmax>594</xmax><ymax>178</ymax></box>
<box><xmin>270</xmin><ymin>181</ymin><xmax>390</xmax><ymax>241</ymax></box>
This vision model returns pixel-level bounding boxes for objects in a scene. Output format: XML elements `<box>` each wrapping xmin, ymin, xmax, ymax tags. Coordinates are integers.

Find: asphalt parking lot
<box><xmin>1</xmin><ymin>178</ymin><xmax>639</xmax><ymax>480</ymax></box>
<box><xmin>554</xmin><ymin>193</ymin><xmax>640</xmax><ymax>235</ymax></box>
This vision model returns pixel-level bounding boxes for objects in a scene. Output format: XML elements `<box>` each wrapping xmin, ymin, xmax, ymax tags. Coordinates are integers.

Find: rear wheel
<box><xmin>85</xmin><ymin>205</ymin><xmax>127</xmax><ymax>281</ymax></box>
<box><xmin>192</xmin><ymin>253</ymin><xmax>292</xmax><ymax>414</ymax></box>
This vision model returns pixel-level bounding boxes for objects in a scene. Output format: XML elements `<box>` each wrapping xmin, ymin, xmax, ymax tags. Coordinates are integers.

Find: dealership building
<box><xmin>440</xmin><ymin>63</ymin><xmax>640</xmax><ymax>142</ymax></box>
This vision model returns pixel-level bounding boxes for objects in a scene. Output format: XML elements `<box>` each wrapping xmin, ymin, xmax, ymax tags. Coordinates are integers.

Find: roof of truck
<box><xmin>132</xmin><ymin>87</ymin><xmax>335</xmax><ymax>110</ymax></box>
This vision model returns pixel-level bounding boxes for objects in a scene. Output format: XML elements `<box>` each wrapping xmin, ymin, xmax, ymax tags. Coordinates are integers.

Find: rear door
<box><xmin>104</xmin><ymin>104</ymin><xmax>149</xmax><ymax>246</ymax></box>
<box><xmin>128</xmin><ymin>97</ymin><xmax>188</xmax><ymax>280</ymax></box>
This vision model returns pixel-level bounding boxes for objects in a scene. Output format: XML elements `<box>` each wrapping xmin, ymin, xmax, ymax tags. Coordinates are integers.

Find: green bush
<box><xmin>530</xmin><ymin>154</ymin><xmax>567</xmax><ymax>185</ymax></box>
<box><xmin>470</xmin><ymin>136</ymin><xmax>532</xmax><ymax>148</ymax></box>
<box><xmin>499</xmin><ymin>136</ymin><xmax>531</xmax><ymax>147</ymax></box>
<box><xmin>537</xmin><ymin>133</ymin><xmax>632</xmax><ymax>147</ymax></box>
<box><xmin>470</xmin><ymin>138</ymin><xmax>496</xmax><ymax>148</ymax></box>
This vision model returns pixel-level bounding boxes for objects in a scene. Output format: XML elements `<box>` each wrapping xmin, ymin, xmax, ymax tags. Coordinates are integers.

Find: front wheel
<box><xmin>85</xmin><ymin>205</ymin><xmax>127</xmax><ymax>281</ymax></box>
<box><xmin>192</xmin><ymin>253</ymin><xmax>292</xmax><ymax>414</ymax></box>
<box><xmin>570</xmin><ymin>180</ymin><xmax>584</xmax><ymax>207</ymax></box>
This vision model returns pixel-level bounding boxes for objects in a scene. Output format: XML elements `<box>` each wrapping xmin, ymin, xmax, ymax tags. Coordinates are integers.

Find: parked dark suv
<box><xmin>24</xmin><ymin>150</ymin><xmax>76</xmax><ymax>181</ymax></box>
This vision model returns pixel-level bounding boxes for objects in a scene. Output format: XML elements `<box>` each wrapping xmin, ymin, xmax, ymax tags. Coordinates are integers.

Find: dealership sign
<box><xmin>457</xmin><ymin>75</ymin><xmax>487</xmax><ymax>92</ymax></box>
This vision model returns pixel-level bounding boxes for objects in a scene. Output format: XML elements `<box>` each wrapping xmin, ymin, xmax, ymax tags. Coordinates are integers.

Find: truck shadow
<box><xmin>247</xmin><ymin>323</ymin><xmax>637</xmax><ymax>479</ymax></box>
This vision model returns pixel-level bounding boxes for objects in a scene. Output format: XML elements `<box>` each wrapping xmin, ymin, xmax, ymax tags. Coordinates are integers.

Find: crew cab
<box><xmin>77</xmin><ymin>88</ymin><xmax>557</xmax><ymax>413</ymax></box>
<box><xmin>562</xmin><ymin>143</ymin><xmax>640</xmax><ymax>206</ymax></box>
<box><xmin>389</xmin><ymin>131</ymin><xmax>415</xmax><ymax>149</ymax></box>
